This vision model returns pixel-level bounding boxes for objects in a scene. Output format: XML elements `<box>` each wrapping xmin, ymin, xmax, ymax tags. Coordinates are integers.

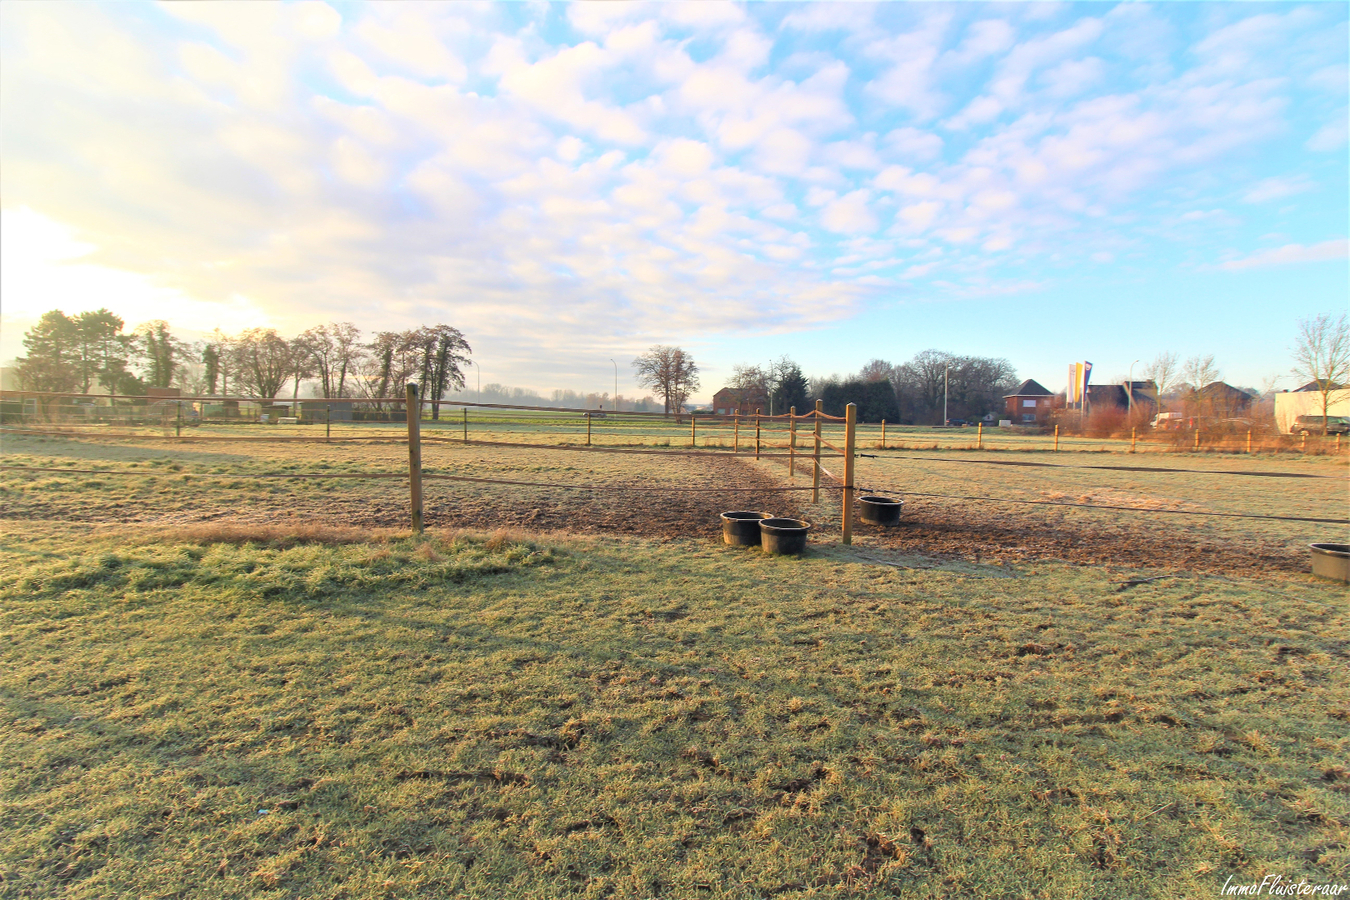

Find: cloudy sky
<box><xmin>1</xmin><ymin>1</ymin><xmax>1346</xmax><ymax>399</ymax></box>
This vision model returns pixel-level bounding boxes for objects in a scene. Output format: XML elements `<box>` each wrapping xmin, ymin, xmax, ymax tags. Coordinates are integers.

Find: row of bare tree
<box><xmin>202</xmin><ymin>323</ymin><xmax>471</xmax><ymax>415</ymax></box>
<box><xmin>14</xmin><ymin>310</ymin><xmax>473</xmax><ymax>415</ymax></box>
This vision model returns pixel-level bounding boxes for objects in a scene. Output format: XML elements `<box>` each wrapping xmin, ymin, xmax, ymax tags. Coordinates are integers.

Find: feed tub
<box><xmin>721</xmin><ymin>511</ymin><xmax>773</xmax><ymax>547</ymax></box>
<box><xmin>858</xmin><ymin>495</ymin><xmax>904</xmax><ymax>526</ymax></box>
<box><xmin>760</xmin><ymin>518</ymin><xmax>810</xmax><ymax>556</ymax></box>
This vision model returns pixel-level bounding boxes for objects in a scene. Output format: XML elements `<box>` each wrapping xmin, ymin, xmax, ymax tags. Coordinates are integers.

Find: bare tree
<box><xmin>1180</xmin><ymin>354</ymin><xmax>1220</xmax><ymax>418</ymax></box>
<box><xmin>228</xmin><ymin>328</ymin><xmax>293</xmax><ymax>399</ymax></box>
<box><xmin>633</xmin><ymin>346</ymin><xmax>699</xmax><ymax>415</ymax></box>
<box><xmin>858</xmin><ymin>358</ymin><xmax>894</xmax><ymax>383</ymax></box>
<box><xmin>1181</xmin><ymin>354</ymin><xmax>1219</xmax><ymax>392</ymax></box>
<box><xmin>1143</xmin><ymin>352</ymin><xmax>1180</xmax><ymax>414</ymax></box>
<box><xmin>1291</xmin><ymin>312</ymin><xmax>1350</xmax><ymax>434</ymax></box>
<box><xmin>302</xmin><ymin>322</ymin><xmax>365</xmax><ymax>398</ymax></box>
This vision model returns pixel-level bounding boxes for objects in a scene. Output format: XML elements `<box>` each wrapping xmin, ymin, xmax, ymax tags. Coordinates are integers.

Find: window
<box><xmin>1022</xmin><ymin>399</ymin><xmax>1037</xmax><ymax>408</ymax></box>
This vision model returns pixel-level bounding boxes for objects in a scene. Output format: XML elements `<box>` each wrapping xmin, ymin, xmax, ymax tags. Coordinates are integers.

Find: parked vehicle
<box><xmin>1152</xmin><ymin>411</ymin><xmax>1184</xmax><ymax>430</ymax></box>
<box><xmin>1292</xmin><ymin>415</ymin><xmax>1350</xmax><ymax>435</ymax></box>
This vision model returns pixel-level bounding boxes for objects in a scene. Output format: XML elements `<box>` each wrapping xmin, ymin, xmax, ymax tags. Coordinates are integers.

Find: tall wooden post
<box><xmin>176</xmin><ymin>404</ymin><xmax>182</xmax><ymax>438</ymax></box>
<box><xmin>326</xmin><ymin>404</ymin><xmax>331</xmax><ymax>443</ymax></box>
<box><xmin>881</xmin><ymin>419</ymin><xmax>886</xmax><ymax>449</ymax></box>
<box><xmin>977</xmin><ymin>421</ymin><xmax>983</xmax><ymax>449</ymax></box>
<box><xmin>812</xmin><ymin>400</ymin><xmax>822</xmax><ymax>504</ymax></box>
<box><xmin>1301</xmin><ymin>431</ymin><xmax>1307</xmax><ymax>453</ymax></box>
<box><xmin>755</xmin><ymin>409</ymin><xmax>761</xmax><ymax>460</ymax></box>
<box><xmin>1131</xmin><ymin>427</ymin><xmax>1137</xmax><ymax>452</ymax></box>
<box><xmin>690</xmin><ymin>415</ymin><xmax>696</xmax><ymax>448</ymax></box>
<box><xmin>1054</xmin><ymin>424</ymin><xmax>1059</xmax><ymax>451</ymax></box>
<box><xmin>1247</xmin><ymin>430</ymin><xmax>1252</xmax><ymax>454</ymax></box>
<box><xmin>734</xmin><ymin>414</ymin><xmax>740</xmax><ymax>453</ymax></box>
<box><xmin>406</xmin><ymin>383</ymin><xmax>424</xmax><ymax>534</ymax></box>
<box><xmin>1194</xmin><ymin>428</ymin><xmax>1200</xmax><ymax>451</ymax></box>
<box><xmin>842</xmin><ymin>403</ymin><xmax>856</xmax><ymax>546</ymax></box>
<box><xmin>789</xmin><ymin>407</ymin><xmax>797</xmax><ymax>477</ymax></box>
<box><xmin>586</xmin><ymin>412</ymin><xmax>592</xmax><ymax>447</ymax></box>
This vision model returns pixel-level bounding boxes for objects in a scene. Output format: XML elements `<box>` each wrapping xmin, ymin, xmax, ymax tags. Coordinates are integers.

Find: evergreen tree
<box><xmin>16</xmin><ymin>311</ymin><xmax>79</xmax><ymax>392</ymax></box>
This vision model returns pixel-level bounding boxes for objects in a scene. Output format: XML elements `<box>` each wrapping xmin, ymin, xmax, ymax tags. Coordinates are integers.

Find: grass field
<box><xmin>2</xmin><ymin>430</ymin><xmax>1347</xmax><ymax>898</ymax></box>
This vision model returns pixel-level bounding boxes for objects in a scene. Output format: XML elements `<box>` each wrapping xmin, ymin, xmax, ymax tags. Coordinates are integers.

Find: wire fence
<box><xmin>2</xmin><ymin>388</ymin><xmax>1346</xmax><ymax>538</ymax></box>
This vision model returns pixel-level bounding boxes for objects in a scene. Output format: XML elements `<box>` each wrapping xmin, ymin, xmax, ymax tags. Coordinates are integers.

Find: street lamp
<box><xmin>610</xmin><ymin>358</ymin><xmax>618</xmax><ymax>412</ymax></box>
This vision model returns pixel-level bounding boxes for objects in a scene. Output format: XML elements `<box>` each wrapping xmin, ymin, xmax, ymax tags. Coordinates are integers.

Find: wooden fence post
<box><xmin>326</xmin><ymin>404</ymin><xmax>331</xmax><ymax>443</ymax></box>
<box><xmin>1194</xmin><ymin>428</ymin><xmax>1200</xmax><ymax>451</ymax></box>
<box><xmin>881</xmin><ymin>419</ymin><xmax>886</xmax><ymax>449</ymax></box>
<box><xmin>755</xmin><ymin>409</ymin><xmax>761</xmax><ymax>460</ymax></box>
<box><xmin>1301</xmin><ymin>431</ymin><xmax>1307</xmax><ymax>453</ymax></box>
<box><xmin>843</xmin><ymin>403</ymin><xmax>856</xmax><ymax>546</ymax></box>
<box><xmin>1247</xmin><ymin>430</ymin><xmax>1252</xmax><ymax>454</ymax></box>
<box><xmin>789</xmin><ymin>407</ymin><xmax>797</xmax><ymax>477</ymax></box>
<box><xmin>1131</xmin><ymin>427</ymin><xmax>1136</xmax><ymax>453</ymax></box>
<box><xmin>406</xmin><ymin>383</ymin><xmax>424</xmax><ymax>534</ymax></box>
<box><xmin>176</xmin><ymin>404</ymin><xmax>182</xmax><ymax>438</ymax></box>
<box><xmin>977</xmin><ymin>421</ymin><xmax>983</xmax><ymax>450</ymax></box>
<box><xmin>734</xmin><ymin>413</ymin><xmax>740</xmax><ymax>453</ymax></box>
<box><xmin>1054</xmin><ymin>424</ymin><xmax>1059</xmax><ymax>451</ymax></box>
<box><xmin>691</xmin><ymin>414</ymin><xmax>696</xmax><ymax>448</ymax></box>
<box><xmin>812</xmin><ymin>400</ymin><xmax>822</xmax><ymax>504</ymax></box>
<box><xmin>586</xmin><ymin>412</ymin><xmax>592</xmax><ymax>447</ymax></box>
<box><xmin>462</xmin><ymin>407</ymin><xmax>467</xmax><ymax>442</ymax></box>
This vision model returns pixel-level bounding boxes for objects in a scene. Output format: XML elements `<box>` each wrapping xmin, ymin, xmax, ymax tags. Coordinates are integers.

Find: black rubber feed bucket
<box><xmin>1310</xmin><ymin>543</ymin><xmax>1350</xmax><ymax>582</ymax></box>
<box><xmin>722</xmin><ymin>511</ymin><xmax>774</xmax><ymax>546</ymax></box>
<box><xmin>858</xmin><ymin>495</ymin><xmax>903</xmax><ymax>526</ymax></box>
<box><xmin>760</xmin><ymin>517</ymin><xmax>810</xmax><ymax>556</ymax></box>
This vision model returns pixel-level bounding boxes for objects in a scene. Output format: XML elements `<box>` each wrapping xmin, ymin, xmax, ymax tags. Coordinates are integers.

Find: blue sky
<box><xmin>1</xmin><ymin>1</ymin><xmax>1346</xmax><ymax>399</ymax></box>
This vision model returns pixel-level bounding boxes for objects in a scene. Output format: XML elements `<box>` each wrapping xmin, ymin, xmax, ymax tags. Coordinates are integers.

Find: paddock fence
<box><xmin>2</xmin><ymin>388</ymin><xmax>1346</xmax><ymax>540</ymax></box>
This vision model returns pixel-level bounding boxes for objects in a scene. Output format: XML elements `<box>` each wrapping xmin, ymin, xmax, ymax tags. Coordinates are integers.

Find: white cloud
<box><xmin>351</xmin><ymin>7</ymin><xmax>468</xmax><ymax>82</ymax></box>
<box><xmin>883</xmin><ymin>127</ymin><xmax>944</xmax><ymax>162</ymax></box>
<box><xmin>1218</xmin><ymin>239</ymin><xmax>1348</xmax><ymax>271</ymax></box>
<box><xmin>820</xmin><ymin>190</ymin><xmax>877</xmax><ymax>234</ymax></box>
<box><xmin>896</xmin><ymin>201</ymin><xmax>943</xmax><ymax>232</ymax></box>
<box><xmin>494</xmin><ymin>41</ymin><xmax>649</xmax><ymax>145</ymax></box>
<box><xmin>863</xmin><ymin>14</ymin><xmax>951</xmax><ymax>120</ymax></box>
<box><xmin>331</xmin><ymin>136</ymin><xmax>386</xmax><ymax>188</ymax></box>
<box><xmin>1241</xmin><ymin>175</ymin><xmax>1314</xmax><ymax>204</ymax></box>
<box><xmin>780</xmin><ymin>4</ymin><xmax>875</xmax><ymax>34</ymax></box>
<box><xmin>1307</xmin><ymin>114</ymin><xmax>1349</xmax><ymax>152</ymax></box>
<box><xmin>657</xmin><ymin>138</ymin><xmax>716</xmax><ymax>177</ymax></box>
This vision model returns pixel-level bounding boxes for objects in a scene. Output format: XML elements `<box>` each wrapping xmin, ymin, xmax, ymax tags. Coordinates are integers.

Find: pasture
<box><xmin>1</xmin><ymin>427</ymin><xmax>1346</xmax><ymax>898</ymax></box>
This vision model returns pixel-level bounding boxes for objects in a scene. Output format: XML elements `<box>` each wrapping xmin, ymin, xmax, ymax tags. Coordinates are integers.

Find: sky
<box><xmin>1</xmin><ymin>1</ymin><xmax>1346</xmax><ymax>401</ymax></box>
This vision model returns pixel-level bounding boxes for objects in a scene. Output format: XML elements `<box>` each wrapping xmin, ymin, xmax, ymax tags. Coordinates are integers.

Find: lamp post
<box><xmin>610</xmin><ymin>358</ymin><xmax>618</xmax><ymax>412</ymax></box>
<box><xmin>943</xmin><ymin>365</ymin><xmax>949</xmax><ymax>426</ymax></box>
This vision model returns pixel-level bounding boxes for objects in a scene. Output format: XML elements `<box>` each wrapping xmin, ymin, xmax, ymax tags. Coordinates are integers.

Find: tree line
<box><xmin>12</xmin><ymin>310</ymin><xmax>472</xmax><ymax>416</ymax></box>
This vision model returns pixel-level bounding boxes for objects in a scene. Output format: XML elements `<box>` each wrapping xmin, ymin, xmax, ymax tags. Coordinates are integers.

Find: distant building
<box><xmin>1274</xmin><ymin>383</ymin><xmax>1350</xmax><ymax>433</ymax></box>
<box><xmin>1085</xmin><ymin>380</ymin><xmax>1157</xmax><ymax>417</ymax></box>
<box><xmin>1192</xmin><ymin>382</ymin><xmax>1256</xmax><ymax>419</ymax></box>
<box><xmin>1003</xmin><ymin>379</ymin><xmax>1057</xmax><ymax>424</ymax></box>
<box><xmin>712</xmin><ymin>387</ymin><xmax>769</xmax><ymax>416</ymax></box>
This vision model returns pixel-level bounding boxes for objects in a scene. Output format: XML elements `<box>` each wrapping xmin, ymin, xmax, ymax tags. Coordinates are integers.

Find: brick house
<box><xmin>1003</xmin><ymin>379</ymin><xmax>1057</xmax><ymax>425</ymax></box>
<box><xmin>712</xmin><ymin>387</ymin><xmax>769</xmax><ymax>416</ymax></box>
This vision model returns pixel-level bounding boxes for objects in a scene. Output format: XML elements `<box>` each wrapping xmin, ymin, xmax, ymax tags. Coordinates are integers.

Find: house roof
<box><xmin>1197</xmin><ymin>381</ymin><xmax>1256</xmax><ymax>401</ymax></box>
<box><xmin>1295</xmin><ymin>380</ymin><xmax>1348</xmax><ymax>392</ymax></box>
<box><xmin>1004</xmin><ymin>379</ymin><xmax>1053</xmax><ymax>398</ymax></box>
